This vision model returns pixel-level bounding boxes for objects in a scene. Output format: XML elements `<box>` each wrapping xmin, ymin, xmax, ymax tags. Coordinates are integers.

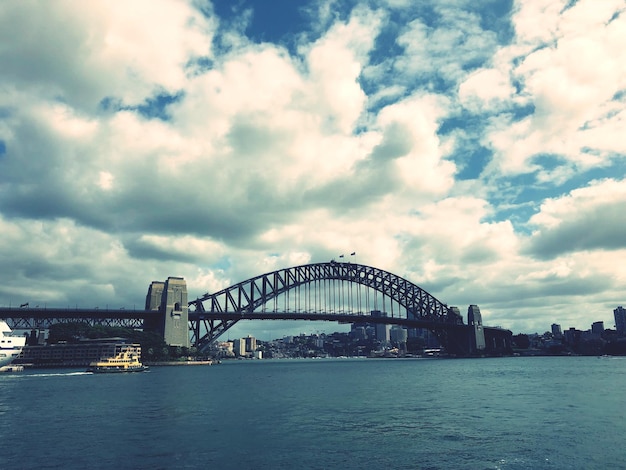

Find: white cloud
<box><xmin>98</xmin><ymin>171</ymin><xmax>114</xmax><ymax>191</ymax></box>
<box><xmin>526</xmin><ymin>178</ymin><xmax>626</xmax><ymax>257</ymax></box>
<box><xmin>0</xmin><ymin>0</ymin><xmax>214</xmax><ymax>109</ymax></box>
<box><xmin>303</xmin><ymin>6</ymin><xmax>383</xmax><ymax>133</ymax></box>
<box><xmin>375</xmin><ymin>93</ymin><xmax>456</xmax><ymax>194</ymax></box>
<box><xmin>511</xmin><ymin>0</ymin><xmax>567</xmax><ymax>46</ymax></box>
<box><xmin>458</xmin><ymin>68</ymin><xmax>515</xmax><ymax>112</ymax></box>
<box><xmin>483</xmin><ymin>0</ymin><xmax>626</xmax><ymax>177</ymax></box>
<box><xmin>403</xmin><ymin>196</ymin><xmax>518</xmax><ymax>272</ymax></box>
<box><xmin>395</xmin><ymin>8</ymin><xmax>499</xmax><ymax>85</ymax></box>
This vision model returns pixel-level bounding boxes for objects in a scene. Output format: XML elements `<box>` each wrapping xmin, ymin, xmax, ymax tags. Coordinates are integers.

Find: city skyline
<box><xmin>0</xmin><ymin>0</ymin><xmax>625</xmax><ymax>338</ymax></box>
<box><xmin>229</xmin><ymin>304</ymin><xmax>622</xmax><ymax>340</ymax></box>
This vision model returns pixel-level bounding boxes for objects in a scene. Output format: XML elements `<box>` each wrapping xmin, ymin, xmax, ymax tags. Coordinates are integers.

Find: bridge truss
<box><xmin>0</xmin><ymin>308</ymin><xmax>147</xmax><ymax>330</ymax></box>
<box><xmin>189</xmin><ymin>262</ymin><xmax>465</xmax><ymax>351</ymax></box>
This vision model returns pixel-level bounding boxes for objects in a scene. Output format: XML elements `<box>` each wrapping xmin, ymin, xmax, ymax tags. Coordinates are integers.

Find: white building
<box><xmin>233</xmin><ymin>338</ymin><xmax>246</xmax><ymax>357</ymax></box>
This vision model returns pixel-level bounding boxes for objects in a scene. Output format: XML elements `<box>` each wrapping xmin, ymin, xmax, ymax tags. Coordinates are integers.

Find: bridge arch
<box><xmin>189</xmin><ymin>262</ymin><xmax>464</xmax><ymax>350</ymax></box>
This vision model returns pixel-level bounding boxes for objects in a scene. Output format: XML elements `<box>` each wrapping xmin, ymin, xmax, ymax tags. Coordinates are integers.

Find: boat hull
<box><xmin>87</xmin><ymin>365</ymin><xmax>149</xmax><ymax>373</ymax></box>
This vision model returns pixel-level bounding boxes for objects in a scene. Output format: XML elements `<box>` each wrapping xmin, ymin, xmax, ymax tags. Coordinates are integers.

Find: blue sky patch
<box><xmin>99</xmin><ymin>91</ymin><xmax>185</xmax><ymax>121</ymax></box>
<box><xmin>211</xmin><ymin>0</ymin><xmax>319</xmax><ymax>54</ymax></box>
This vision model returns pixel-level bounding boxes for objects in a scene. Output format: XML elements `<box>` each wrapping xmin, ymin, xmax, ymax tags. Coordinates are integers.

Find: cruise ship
<box><xmin>0</xmin><ymin>320</ymin><xmax>26</xmax><ymax>370</ymax></box>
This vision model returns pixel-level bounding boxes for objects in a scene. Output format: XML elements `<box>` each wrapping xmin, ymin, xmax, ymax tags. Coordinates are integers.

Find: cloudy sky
<box><xmin>1</xmin><ymin>0</ymin><xmax>625</xmax><ymax>339</ymax></box>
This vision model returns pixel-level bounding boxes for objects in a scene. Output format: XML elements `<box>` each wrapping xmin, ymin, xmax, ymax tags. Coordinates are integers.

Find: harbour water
<box><xmin>1</xmin><ymin>356</ymin><xmax>625</xmax><ymax>469</ymax></box>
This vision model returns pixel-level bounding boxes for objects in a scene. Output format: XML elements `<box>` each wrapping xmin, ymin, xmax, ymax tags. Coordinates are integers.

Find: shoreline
<box><xmin>13</xmin><ymin>359</ymin><xmax>216</xmax><ymax>369</ymax></box>
<box><xmin>144</xmin><ymin>360</ymin><xmax>215</xmax><ymax>366</ymax></box>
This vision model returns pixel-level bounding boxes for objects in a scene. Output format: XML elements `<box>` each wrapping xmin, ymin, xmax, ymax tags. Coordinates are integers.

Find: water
<box><xmin>1</xmin><ymin>356</ymin><xmax>625</xmax><ymax>469</ymax></box>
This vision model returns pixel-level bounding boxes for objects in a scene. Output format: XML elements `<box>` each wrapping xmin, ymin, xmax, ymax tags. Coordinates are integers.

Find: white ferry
<box><xmin>0</xmin><ymin>320</ymin><xmax>26</xmax><ymax>371</ymax></box>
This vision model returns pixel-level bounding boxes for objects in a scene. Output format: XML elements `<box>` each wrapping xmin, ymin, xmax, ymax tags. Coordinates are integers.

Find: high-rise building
<box><xmin>551</xmin><ymin>323</ymin><xmax>563</xmax><ymax>338</ymax></box>
<box><xmin>591</xmin><ymin>321</ymin><xmax>604</xmax><ymax>336</ymax></box>
<box><xmin>233</xmin><ymin>338</ymin><xmax>246</xmax><ymax>356</ymax></box>
<box><xmin>564</xmin><ymin>327</ymin><xmax>581</xmax><ymax>345</ymax></box>
<box><xmin>350</xmin><ymin>325</ymin><xmax>367</xmax><ymax>340</ymax></box>
<box><xmin>245</xmin><ymin>335</ymin><xmax>257</xmax><ymax>352</ymax></box>
<box><xmin>614</xmin><ymin>306</ymin><xmax>626</xmax><ymax>335</ymax></box>
<box><xmin>371</xmin><ymin>310</ymin><xmax>390</xmax><ymax>343</ymax></box>
<box><xmin>375</xmin><ymin>323</ymin><xmax>390</xmax><ymax>344</ymax></box>
<box><xmin>390</xmin><ymin>325</ymin><xmax>408</xmax><ymax>345</ymax></box>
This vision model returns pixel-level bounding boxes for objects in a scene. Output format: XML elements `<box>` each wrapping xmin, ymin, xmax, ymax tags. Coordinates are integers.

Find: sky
<box><xmin>1</xmin><ymin>0</ymin><xmax>625</xmax><ymax>340</ymax></box>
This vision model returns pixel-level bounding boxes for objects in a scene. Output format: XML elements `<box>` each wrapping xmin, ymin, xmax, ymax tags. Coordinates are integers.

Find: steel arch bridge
<box><xmin>188</xmin><ymin>262</ymin><xmax>466</xmax><ymax>352</ymax></box>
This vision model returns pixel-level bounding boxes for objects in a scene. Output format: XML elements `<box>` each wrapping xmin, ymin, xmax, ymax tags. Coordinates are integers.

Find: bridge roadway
<box><xmin>0</xmin><ymin>306</ymin><xmax>465</xmax><ymax>332</ymax></box>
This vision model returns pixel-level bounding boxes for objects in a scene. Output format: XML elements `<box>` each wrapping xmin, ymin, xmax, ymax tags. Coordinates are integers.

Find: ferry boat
<box><xmin>0</xmin><ymin>320</ymin><xmax>26</xmax><ymax>371</ymax></box>
<box><xmin>87</xmin><ymin>344</ymin><xmax>148</xmax><ymax>373</ymax></box>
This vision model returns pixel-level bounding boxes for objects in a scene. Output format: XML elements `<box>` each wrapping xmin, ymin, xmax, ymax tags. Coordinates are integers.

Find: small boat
<box><xmin>87</xmin><ymin>345</ymin><xmax>148</xmax><ymax>373</ymax></box>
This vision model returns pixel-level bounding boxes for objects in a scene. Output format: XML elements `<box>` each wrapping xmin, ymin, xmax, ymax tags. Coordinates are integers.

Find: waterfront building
<box><xmin>371</xmin><ymin>310</ymin><xmax>390</xmax><ymax>344</ymax></box>
<box><xmin>468</xmin><ymin>305</ymin><xmax>486</xmax><ymax>352</ymax></box>
<box><xmin>217</xmin><ymin>341</ymin><xmax>234</xmax><ymax>357</ymax></box>
<box><xmin>390</xmin><ymin>325</ymin><xmax>408</xmax><ymax>346</ymax></box>
<box><xmin>551</xmin><ymin>323</ymin><xmax>563</xmax><ymax>338</ymax></box>
<box><xmin>350</xmin><ymin>325</ymin><xmax>367</xmax><ymax>340</ymax></box>
<box><xmin>245</xmin><ymin>335</ymin><xmax>257</xmax><ymax>352</ymax></box>
<box><xmin>614</xmin><ymin>307</ymin><xmax>626</xmax><ymax>336</ymax></box>
<box><xmin>564</xmin><ymin>327</ymin><xmax>582</xmax><ymax>345</ymax></box>
<box><xmin>18</xmin><ymin>338</ymin><xmax>142</xmax><ymax>367</ymax></box>
<box><xmin>375</xmin><ymin>324</ymin><xmax>390</xmax><ymax>343</ymax></box>
<box><xmin>233</xmin><ymin>338</ymin><xmax>246</xmax><ymax>357</ymax></box>
<box><xmin>408</xmin><ymin>328</ymin><xmax>440</xmax><ymax>349</ymax></box>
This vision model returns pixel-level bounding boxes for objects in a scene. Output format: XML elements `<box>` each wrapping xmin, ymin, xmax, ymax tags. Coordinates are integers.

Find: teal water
<box><xmin>1</xmin><ymin>356</ymin><xmax>625</xmax><ymax>469</ymax></box>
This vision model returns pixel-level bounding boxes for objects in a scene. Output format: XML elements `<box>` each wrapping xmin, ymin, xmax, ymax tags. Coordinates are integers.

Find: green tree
<box><xmin>512</xmin><ymin>334</ymin><xmax>530</xmax><ymax>349</ymax></box>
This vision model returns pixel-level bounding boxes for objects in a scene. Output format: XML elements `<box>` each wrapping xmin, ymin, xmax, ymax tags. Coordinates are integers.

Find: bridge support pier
<box><xmin>145</xmin><ymin>277</ymin><xmax>190</xmax><ymax>348</ymax></box>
